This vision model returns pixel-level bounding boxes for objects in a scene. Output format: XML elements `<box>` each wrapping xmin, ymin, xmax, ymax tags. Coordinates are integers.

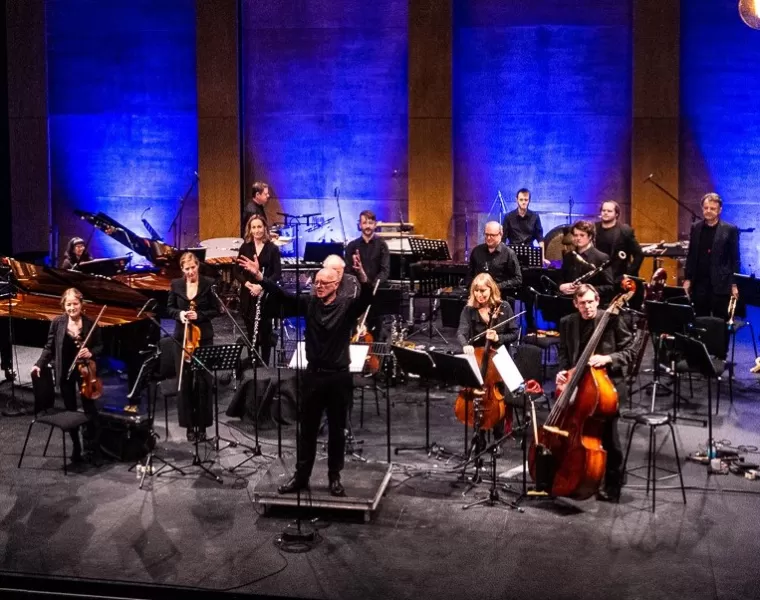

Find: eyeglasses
<box><xmin>484</xmin><ymin>233</ymin><xmax>500</xmax><ymax>238</ymax></box>
<box><xmin>313</xmin><ymin>280</ymin><xmax>338</xmax><ymax>288</ymax></box>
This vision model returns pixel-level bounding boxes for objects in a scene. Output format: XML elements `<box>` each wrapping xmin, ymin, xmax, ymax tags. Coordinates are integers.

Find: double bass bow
<box><xmin>66</xmin><ymin>304</ymin><xmax>106</xmax><ymax>400</ymax></box>
<box><xmin>528</xmin><ymin>279</ymin><xmax>636</xmax><ymax>500</ymax></box>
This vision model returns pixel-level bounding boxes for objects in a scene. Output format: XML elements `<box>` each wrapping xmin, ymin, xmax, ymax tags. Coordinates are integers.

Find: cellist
<box><xmin>456</xmin><ymin>273</ymin><xmax>519</xmax><ymax>441</ymax></box>
<box><xmin>555</xmin><ymin>283</ymin><xmax>635</xmax><ymax>502</ymax></box>
<box><xmin>167</xmin><ymin>252</ymin><xmax>219</xmax><ymax>442</ymax></box>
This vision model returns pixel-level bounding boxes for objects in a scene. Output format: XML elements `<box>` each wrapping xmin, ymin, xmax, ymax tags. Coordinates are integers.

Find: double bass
<box><xmin>528</xmin><ymin>280</ymin><xmax>635</xmax><ymax>499</ymax></box>
<box><xmin>454</xmin><ymin>306</ymin><xmax>506</xmax><ymax>431</ymax></box>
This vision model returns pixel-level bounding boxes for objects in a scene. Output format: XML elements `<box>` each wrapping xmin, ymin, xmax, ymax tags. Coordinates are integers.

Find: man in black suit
<box><xmin>559</xmin><ymin>220</ymin><xmax>614</xmax><ymax>302</ymax></box>
<box><xmin>556</xmin><ymin>283</ymin><xmax>635</xmax><ymax>502</ymax></box>
<box><xmin>594</xmin><ymin>201</ymin><xmax>643</xmax><ymax>281</ymax></box>
<box><xmin>683</xmin><ymin>193</ymin><xmax>740</xmax><ymax>320</ymax></box>
<box><xmin>467</xmin><ymin>221</ymin><xmax>522</xmax><ymax>297</ymax></box>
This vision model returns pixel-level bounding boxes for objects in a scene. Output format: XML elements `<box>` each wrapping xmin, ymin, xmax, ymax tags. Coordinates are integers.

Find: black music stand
<box><xmin>392</xmin><ymin>346</ymin><xmax>441</xmax><ymax>457</ymax></box>
<box><xmin>408</xmin><ymin>238</ymin><xmax>453</xmax><ymax>343</ymax></box>
<box><xmin>508</xmin><ymin>245</ymin><xmax>542</xmax><ymax>269</ymax></box>
<box><xmin>674</xmin><ymin>333</ymin><xmax>719</xmax><ymax>459</ymax></box>
<box><xmin>408</xmin><ymin>237</ymin><xmax>451</xmax><ymax>262</ymax></box>
<box><xmin>427</xmin><ymin>351</ymin><xmax>484</xmax><ymax>479</ymax></box>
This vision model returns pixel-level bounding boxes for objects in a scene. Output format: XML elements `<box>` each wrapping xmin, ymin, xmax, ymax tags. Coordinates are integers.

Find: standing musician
<box><xmin>30</xmin><ymin>288</ymin><xmax>103</xmax><ymax>464</ymax></box>
<box><xmin>242</xmin><ymin>181</ymin><xmax>271</xmax><ymax>237</ymax></box>
<box><xmin>683</xmin><ymin>193</ymin><xmax>740</xmax><ymax>320</ymax></box>
<box><xmin>558</xmin><ymin>220</ymin><xmax>614</xmax><ymax>302</ymax></box>
<box><xmin>235</xmin><ymin>214</ymin><xmax>282</xmax><ymax>366</ymax></box>
<box><xmin>166</xmin><ymin>252</ymin><xmax>219</xmax><ymax>442</ymax></box>
<box><xmin>502</xmin><ymin>188</ymin><xmax>548</xmax><ymax>265</ymax></box>
<box><xmin>323</xmin><ymin>254</ymin><xmax>359</xmax><ymax>299</ymax></box>
<box><xmin>456</xmin><ymin>273</ymin><xmax>520</xmax><ymax>440</ymax></box>
<box><xmin>344</xmin><ymin>209</ymin><xmax>390</xmax><ymax>339</ymax></box>
<box><xmin>555</xmin><ymin>284</ymin><xmax>635</xmax><ymax>502</ymax></box>
<box><xmin>594</xmin><ymin>201</ymin><xmax>644</xmax><ymax>280</ymax></box>
<box><xmin>467</xmin><ymin>221</ymin><xmax>522</xmax><ymax>299</ymax></box>
<box><xmin>239</xmin><ymin>252</ymin><xmax>372</xmax><ymax>497</ymax></box>
<box><xmin>60</xmin><ymin>237</ymin><xmax>93</xmax><ymax>270</ymax></box>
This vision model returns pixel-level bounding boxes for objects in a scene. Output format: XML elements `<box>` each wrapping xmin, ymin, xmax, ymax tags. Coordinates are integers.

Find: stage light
<box><xmin>739</xmin><ymin>0</ymin><xmax>760</xmax><ymax>30</ymax></box>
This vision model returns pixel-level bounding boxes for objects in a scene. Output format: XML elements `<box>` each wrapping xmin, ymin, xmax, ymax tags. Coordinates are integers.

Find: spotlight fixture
<box><xmin>739</xmin><ymin>0</ymin><xmax>760</xmax><ymax>30</ymax></box>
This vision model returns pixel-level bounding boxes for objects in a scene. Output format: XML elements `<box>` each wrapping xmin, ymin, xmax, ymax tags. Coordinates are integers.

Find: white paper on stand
<box><xmin>492</xmin><ymin>345</ymin><xmax>525</xmax><ymax>393</ymax></box>
<box><xmin>456</xmin><ymin>353</ymin><xmax>485</xmax><ymax>387</ymax></box>
<box><xmin>288</xmin><ymin>341</ymin><xmax>369</xmax><ymax>373</ymax></box>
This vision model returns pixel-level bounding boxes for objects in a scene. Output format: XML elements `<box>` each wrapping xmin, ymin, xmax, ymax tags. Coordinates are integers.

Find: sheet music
<box><xmin>492</xmin><ymin>345</ymin><xmax>525</xmax><ymax>393</ymax></box>
<box><xmin>288</xmin><ymin>342</ymin><xmax>370</xmax><ymax>373</ymax></box>
<box><xmin>456</xmin><ymin>354</ymin><xmax>485</xmax><ymax>387</ymax></box>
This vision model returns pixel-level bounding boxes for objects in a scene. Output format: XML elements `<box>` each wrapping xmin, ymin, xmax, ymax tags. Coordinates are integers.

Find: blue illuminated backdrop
<box><xmin>46</xmin><ymin>0</ymin><xmax>198</xmax><ymax>264</ymax></box>
<box><xmin>241</xmin><ymin>0</ymin><xmax>408</xmax><ymax>255</ymax></box>
<box><xmin>453</xmin><ymin>1</ymin><xmax>632</xmax><ymax>240</ymax></box>
<box><xmin>681</xmin><ymin>0</ymin><xmax>760</xmax><ymax>274</ymax></box>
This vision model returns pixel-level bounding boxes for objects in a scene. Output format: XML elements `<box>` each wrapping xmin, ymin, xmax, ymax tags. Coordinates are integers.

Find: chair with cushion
<box><xmin>18</xmin><ymin>410</ymin><xmax>92</xmax><ymax>475</ymax></box>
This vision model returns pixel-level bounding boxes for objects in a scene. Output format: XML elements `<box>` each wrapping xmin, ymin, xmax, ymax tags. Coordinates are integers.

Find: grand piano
<box><xmin>0</xmin><ymin>258</ymin><xmax>157</xmax><ymax>386</ymax></box>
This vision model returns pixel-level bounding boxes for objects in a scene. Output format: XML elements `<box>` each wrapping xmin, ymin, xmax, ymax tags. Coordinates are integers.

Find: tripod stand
<box><xmin>462</xmin><ymin>431</ymin><xmax>523</xmax><ymax>512</ymax></box>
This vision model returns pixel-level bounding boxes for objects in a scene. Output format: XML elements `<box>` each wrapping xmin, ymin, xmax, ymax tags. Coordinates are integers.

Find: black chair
<box><xmin>506</xmin><ymin>344</ymin><xmax>551</xmax><ymax>429</ymax></box>
<box><xmin>18</xmin><ymin>411</ymin><xmax>91</xmax><ymax>475</ymax></box>
<box><xmin>523</xmin><ymin>293</ymin><xmax>573</xmax><ymax>382</ymax></box>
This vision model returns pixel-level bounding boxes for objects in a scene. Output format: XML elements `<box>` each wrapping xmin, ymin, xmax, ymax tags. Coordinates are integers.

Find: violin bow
<box><xmin>468</xmin><ymin>310</ymin><xmax>526</xmax><ymax>343</ymax></box>
<box><xmin>66</xmin><ymin>304</ymin><xmax>107</xmax><ymax>378</ymax></box>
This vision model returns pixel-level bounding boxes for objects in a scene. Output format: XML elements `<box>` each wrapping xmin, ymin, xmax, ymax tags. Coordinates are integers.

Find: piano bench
<box><xmin>18</xmin><ymin>411</ymin><xmax>91</xmax><ymax>475</ymax></box>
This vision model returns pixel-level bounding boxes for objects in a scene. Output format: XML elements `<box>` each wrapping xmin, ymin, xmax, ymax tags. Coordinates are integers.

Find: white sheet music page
<box><xmin>456</xmin><ymin>353</ymin><xmax>485</xmax><ymax>387</ymax></box>
<box><xmin>492</xmin><ymin>345</ymin><xmax>525</xmax><ymax>393</ymax></box>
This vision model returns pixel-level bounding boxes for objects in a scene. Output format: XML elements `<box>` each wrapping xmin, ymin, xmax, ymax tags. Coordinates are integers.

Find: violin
<box><xmin>454</xmin><ymin>305</ymin><xmax>505</xmax><ymax>431</ymax></box>
<box><xmin>177</xmin><ymin>299</ymin><xmax>202</xmax><ymax>392</ymax></box>
<box><xmin>352</xmin><ymin>280</ymin><xmax>381</xmax><ymax>373</ymax></box>
<box><xmin>66</xmin><ymin>304</ymin><xmax>106</xmax><ymax>400</ymax></box>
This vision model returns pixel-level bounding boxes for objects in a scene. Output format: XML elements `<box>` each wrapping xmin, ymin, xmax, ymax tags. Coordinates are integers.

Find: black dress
<box><xmin>166</xmin><ymin>276</ymin><xmax>219</xmax><ymax>430</ymax></box>
<box><xmin>234</xmin><ymin>240</ymin><xmax>282</xmax><ymax>365</ymax></box>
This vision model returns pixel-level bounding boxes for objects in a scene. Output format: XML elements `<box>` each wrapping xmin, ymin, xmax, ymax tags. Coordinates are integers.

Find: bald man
<box><xmin>467</xmin><ymin>221</ymin><xmax>522</xmax><ymax>295</ymax></box>
<box><xmin>242</xmin><ymin>253</ymin><xmax>372</xmax><ymax>497</ymax></box>
<box><xmin>323</xmin><ymin>254</ymin><xmax>360</xmax><ymax>299</ymax></box>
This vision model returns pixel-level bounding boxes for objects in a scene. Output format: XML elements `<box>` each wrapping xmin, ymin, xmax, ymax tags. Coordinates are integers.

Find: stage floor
<box><xmin>2</xmin><ymin>316</ymin><xmax>760</xmax><ymax>600</ymax></box>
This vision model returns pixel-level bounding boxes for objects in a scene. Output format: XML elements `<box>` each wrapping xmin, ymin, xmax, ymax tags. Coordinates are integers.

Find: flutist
<box><xmin>558</xmin><ymin>221</ymin><xmax>614</xmax><ymax>303</ymax></box>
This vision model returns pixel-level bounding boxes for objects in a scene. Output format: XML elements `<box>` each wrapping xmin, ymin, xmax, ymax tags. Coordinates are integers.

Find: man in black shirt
<box><xmin>467</xmin><ymin>221</ymin><xmax>522</xmax><ymax>297</ymax></box>
<box><xmin>684</xmin><ymin>193</ymin><xmax>740</xmax><ymax>320</ymax></box>
<box><xmin>594</xmin><ymin>201</ymin><xmax>643</xmax><ymax>281</ymax></box>
<box><xmin>502</xmin><ymin>188</ymin><xmax>547</xmax><ymax>265</ymax></box>
<box><xmin>556</xmin><ymin>284</ymin><xmax>635</xmax><ymax>502</ymax></box>
<box><xmin>241</xmin><ymin>253</ymin><xmax>371</xmax><ymax>497</ymax></box>
<box><xmin>559</xmin><ymin>220</ymin><xmax>614</xmax><ymax>303</ymax></box>
<box><xmin>242</xmin><ymin>181</ymin><xmax>270</xmax><ymax>235</ymax></box>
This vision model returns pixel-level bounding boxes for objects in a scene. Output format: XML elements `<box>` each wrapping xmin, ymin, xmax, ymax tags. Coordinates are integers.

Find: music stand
<box><xmin>408</xmin><ymin>238</ymin><xmax>451</xmax><ymax>261</ymax></box>
<box><xmin>185</xmin><ymin>343</ymin><xmax>244</xmax><ymax>483</ymax></box>
<box><xmin>508</xmin><ymin>245</ymin><xmax>542</xmax><ymax>269</ymax></box>
<box><xmin>392</xmin><ymin>345</ymin><xmax>440</xmax><ymax>457</ymax></box>
<box><xmin>674</xmin><ymin>333</ymin><xmax>719</xmax><ymax>459</ymax></box>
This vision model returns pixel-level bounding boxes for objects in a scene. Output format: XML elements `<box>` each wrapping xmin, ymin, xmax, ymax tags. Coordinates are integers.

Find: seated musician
<box><xmin>30</xmin><ymin>288</ymin><xmax>103</xmax><ymax>465</ymax></box>
<box><xmin>234</xmin><ymin>214</ymin><xmax>282</xmax><ymax>366</ymax></box>
<box><xmin>456</xmin><ymin>273</ymin><xmax>520</xmax><ymax>441</ymax></box>
<box><xmin>323</xmin><ymin>254</ymin><xmax>359</xmax><ymax>299</ymax></box>
<box><xmin>467</xmin><ymin>221</ymin><xmax>522</xmax><ymax>302</ymax></box>
<box><xmin>555</xmin><ymin>284</ymin><xmax>635</xmax><ymax>502</ymax></box>
<box><xmin>60</xmin><ymin>237</ymin><xmax>93</xmax><ymax>270</ymax></box>
<box><xmin>166</xmin><ymin>252</ymin><xmax>220</xmax><ymax>442</ymax></box>
<box><xmin>558</xmin><ymin>220</ymin><xmax>614</xmax><ymax>303</ymax></box>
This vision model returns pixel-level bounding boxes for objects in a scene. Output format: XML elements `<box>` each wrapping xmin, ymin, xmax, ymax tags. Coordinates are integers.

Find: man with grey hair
<box><xmin>323</xmin><ymin>254</ymin><xmax>359</xmax><ymax>299</ymax></box>
<box><xmin>467</xmin><ymin>221</ymin><xmax>522</xmax><ymax>296</ymax></box>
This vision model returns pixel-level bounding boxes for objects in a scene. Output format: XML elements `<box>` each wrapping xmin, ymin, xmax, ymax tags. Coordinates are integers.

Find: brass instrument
<box><xmin>727</xmin><ymin>295</ymin><xmax>737</xmax><ymax>327</ymax></box>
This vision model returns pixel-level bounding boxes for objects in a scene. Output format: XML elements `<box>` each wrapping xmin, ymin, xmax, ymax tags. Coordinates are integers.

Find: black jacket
<box><xmin>560</xmin><ymin>246</ymin><xmax>614</xmax><ymax>301</ymax></box>
<box><xmin>36</xmin><ymin>313</ymin><xmax>103</xmax><ymax>385</ymax></box>
<box><xmin>558</xmin><ymin>312</ymin><xmax>634</xmax><ymax>381</ymax></box>
<box><xmin>684</xmin><ymin>219</ymin><xmax>740</xmax><ymax>295</ymax></box>
<box><xmin>234</xmin><ymin>240</ymin><xmax>282</xmax><ymax>318</ymax></box>
<box><xmin>166</xmin><ymin>276</ymin><xmax>219</xmax><ymax>342</ymax></box>
<box><xmin>594</xmin><ymin>222</ymin><xmax>644</xmax><ymax>279</ymax></box>
<box><xmin>456</xmin><ymin>301</ymin><xmax>519</xmax><ymax>349</ymax></box>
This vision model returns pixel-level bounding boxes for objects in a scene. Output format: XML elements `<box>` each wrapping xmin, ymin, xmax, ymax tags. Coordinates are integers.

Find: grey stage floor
<box><xmin>1</xmin><ymin>313</ymin><xmax>760</xmax><ymax>600</ymax></box>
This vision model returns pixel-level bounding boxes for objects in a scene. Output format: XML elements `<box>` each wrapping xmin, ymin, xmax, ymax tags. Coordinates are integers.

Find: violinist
<box><xmin>234</xmin><ymin>214</ymin><xmax>282</xmax><ymax>366</ymax></box>
<box><xmin>60</xmin><ymin>237</ymin><xmax>93</xmax><ymax>270</ymax></box>
<box><xmin>167</xmin><ymin>252</ymin><xmax>219</xmax><ymax>442</ymax></box>
<box><xmin>30</xmin><ymin>288</ymin><xmax>103</xmax><ymax>465</ymax></box>
<box><xmin>456</xmin><ymin>273</ymin><xmax>519</xmax><ymax>440</ymax></box>
<box><xmin>555</xmin><ymin>284</ymin><xmax>635</xmax><ymax>502</ymax></box>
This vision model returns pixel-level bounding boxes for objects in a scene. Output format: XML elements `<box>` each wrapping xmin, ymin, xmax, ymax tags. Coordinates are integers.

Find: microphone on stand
<box><xmin>137</xmin><ymin>297</ymin><xmax>157</xmax><ymax>318</ymax></box>
<box><xmin>194</xmin><ymin>171</ymin><xmax>200</xmax><ymax>180</ymax></box>
<box><xmin>642</xmin><ymin>173</ymin><xmax>654</xmax><ymax>183</ymax></box>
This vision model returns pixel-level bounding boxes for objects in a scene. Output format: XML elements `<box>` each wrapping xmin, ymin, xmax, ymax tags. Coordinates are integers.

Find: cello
<box><xmin>454</xmin><ymin>305</ymin><xmax>506</xmax><ymax>432</ymax></box>
<box><xmin>528</xmin><ymin>280</ymin><xmax>635</xmax><ymax>500</ymax></box>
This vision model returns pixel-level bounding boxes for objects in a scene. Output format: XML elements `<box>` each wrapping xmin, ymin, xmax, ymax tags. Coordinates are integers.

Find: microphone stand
<box><xmin>486</xmin><ymin>190</ymin><xmax>509</xmax><ymax>223</ymax></box>
<box><xmin>1</xmin><ymin>268</ymin><xmax>24</xmax><ymax>417</ymax></box>
<box><xmin>167</xmin><ymin>172</ymin><xmax>199</xmax><ymax>249</ymax></box>
<box><xmin>210</xmin><ymin>285</ymin><xmax>274</xmax><ymax>469</ymax></box>
<box><xmin>644</xmin><ymin>174</ymin><xmax>700</xmax><ymax>225</ymax></box>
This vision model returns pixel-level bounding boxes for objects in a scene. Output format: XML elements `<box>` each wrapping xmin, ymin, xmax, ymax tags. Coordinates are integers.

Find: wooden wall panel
<box><xmin>196</xmin><ymin>0</ymin><xmax>240</xmax><ymax>240</ymax></box>
<box><xmin>408</xmin><ymin>0</ymin><xmax>453</xmax><ymax>244</ymax></box>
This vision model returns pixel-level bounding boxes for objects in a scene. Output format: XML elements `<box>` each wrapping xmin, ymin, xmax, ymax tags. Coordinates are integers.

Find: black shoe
<box><xmin>3</xmin><ymin>368</ymin><xmax>16</xmax><ymax>382</ymax></box>
<box><xmin>328</xmin><ymin>477</ymin><xmax>346</xmax><ymax>497</ymax></box>
<box><xmin>197</xmin><ymin>431</ymin><xmax>207</xmax><ymax>442</ymax></box>
<box><xmin>278</xmin><ymin>475</ymin><xmax>309</xmax><ymax>494</ymax></box>
<box><xmin>186</xmin><ymin>429</ymin><xmax>196</xmax><ymax>442</ymax></box>
<box><xmin>597</xmin><ymin>486</ymin><xmax>621</xmax><ymax>503</ymax></box>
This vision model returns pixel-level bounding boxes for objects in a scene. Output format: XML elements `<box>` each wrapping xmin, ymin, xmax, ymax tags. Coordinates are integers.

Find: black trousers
<box><xmin>59</xmin><ymin>371</ymin><xmax>100</xmax><ymax>457</ymax></box>
<box><xmin>174</xmin><ymin>339</ymin><xmax>214</xmax><ymax>430</ymax></box>
<box><xmin>295</xmin><ymin>370</ymin><xmax>351</xmax><ymax>483</ymax></box>
<box><xmin>692</xmin><ymin>288</ymin><xmax>730</xmax><ymax>321</ymax></box>
<box><xmin>602</xmin><ymin>380</ymin><xmax>626</xmax><ymax>489</ymax></box>
<box><xmin>243</xmin><ymin>313</ymin><xmax>274</xmax><ymax>366</ymax></box>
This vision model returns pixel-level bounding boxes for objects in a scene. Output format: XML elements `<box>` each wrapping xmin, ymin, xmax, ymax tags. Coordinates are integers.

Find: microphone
<box><xmin>194</xmin><ymin>171</ymin><xmax>200</xmax><ymax>180</ymax></box>
<box><xmin>334</xmin><ymin>187</ymin><xmax>339</xmax><ymax>197</ymax></box>
<box><xmin>643</xmin><ymin>173</ymin><xmax>654</xmax><ymax>183</ymax></box>
<box><xmin>136</xmin><ymin>297</ymin><xmax>157</xmax><ymax>318</ymax></box>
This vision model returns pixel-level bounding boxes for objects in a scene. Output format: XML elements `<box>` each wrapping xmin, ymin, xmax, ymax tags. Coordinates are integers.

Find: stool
<box><xmin>622</xmin><ymin>413</ymin><xmax>687</xmax><ymax>512</ymax></box>
<box><xmin>18</xmin><ymin>411</ymin><xmax>91</xmax><ymax>475</ymax></box>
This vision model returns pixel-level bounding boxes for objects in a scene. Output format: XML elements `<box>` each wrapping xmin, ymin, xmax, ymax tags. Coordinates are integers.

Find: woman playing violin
<box><xmin>456</xmin><ymin>273</ymin><xmax>519</xmax><ymax>440</ymax></box>
<box><xmin>234</xmin><ymin>214</ymin><xmax>281</xmax><ymax>366</ymax></box>
<box><xmin>30</xmin><ymin>288</ymin><xmax>103</xmax><ymax>464</ymax></box>
<box><xmin>167</xmin><ymin>252</ymin><xmax>220</xmax><ymax>442</ymax></box>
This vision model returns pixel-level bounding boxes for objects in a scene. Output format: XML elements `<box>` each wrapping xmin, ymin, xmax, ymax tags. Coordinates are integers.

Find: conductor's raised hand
<box><xmin>237</xmin><ymin>254</ymin><xmax>261</xmax><ymax>279</ymax></box>
<box><xmin>353</xmin><ymin>251</ymin><xmax>367</xmax><ymax>283</ymax></box>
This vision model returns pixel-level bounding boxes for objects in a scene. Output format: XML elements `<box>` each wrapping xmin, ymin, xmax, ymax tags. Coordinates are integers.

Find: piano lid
<box><xmin>6</xmin><ymin>258</ymin><xmax>149</xmax><ymax>308</ymax></box>
<box><xmin>74</xmin><ymin>209</ymin><xmax>178</xmax><ymax>264</ymax></box>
